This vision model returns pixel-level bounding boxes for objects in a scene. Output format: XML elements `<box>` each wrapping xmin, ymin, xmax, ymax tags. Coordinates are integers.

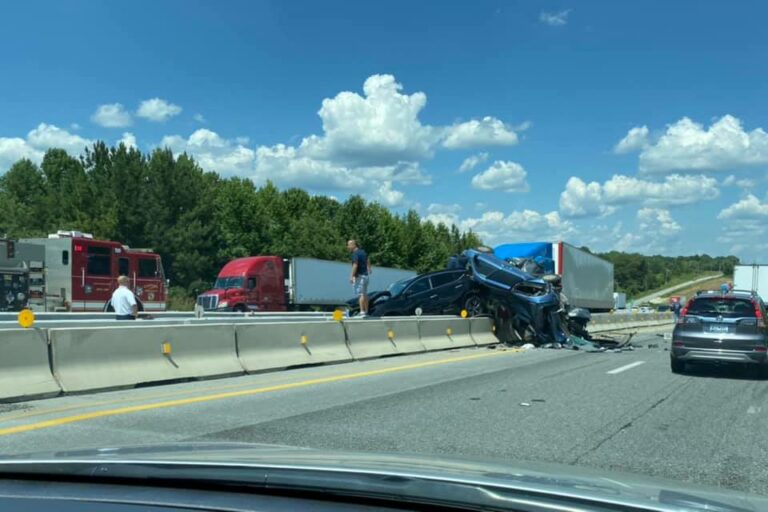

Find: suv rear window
<box><xmin>687</xmin><ymin>297</ymin><xmax>756</xmax><ymax>318</ymax></box>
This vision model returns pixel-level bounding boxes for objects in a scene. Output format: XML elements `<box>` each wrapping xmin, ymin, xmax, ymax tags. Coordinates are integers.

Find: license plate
<box><xmin>708</xmin><ymin>324</ymin><xmax>731</xmax><ymax>334</ymax></box>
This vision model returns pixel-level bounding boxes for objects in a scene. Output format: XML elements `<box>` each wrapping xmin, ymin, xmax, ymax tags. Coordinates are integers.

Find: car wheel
<box><xmin>463</xmin><ymin>294</ymin><xmax>484</xmax><ymax>317</ymax></box>
<box><xmin>670</xmin><ymin>357</ymin><xmax>685</xmax><ymax>374</ymax></box>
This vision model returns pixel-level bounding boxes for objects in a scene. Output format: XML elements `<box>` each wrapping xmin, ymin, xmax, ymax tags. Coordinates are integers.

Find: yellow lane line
<box><xmin>1</xmin><ymin>349</ymin><xmax>507</xmax><ymax>423</ymax></box>
<box><xmin>0</xmin><ymin>349</ymin><xmax>519</xmax><ymax>437</ymax></box>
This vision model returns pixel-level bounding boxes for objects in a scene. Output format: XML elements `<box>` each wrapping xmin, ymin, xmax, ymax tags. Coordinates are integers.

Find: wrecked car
<box><xmin>346</xmin><ymin>269</ymin><xmax>483</xmax><ymax>317</ymax></box>
<box><xmin>462</xmin><ymin>249</ymin><xmax>567</xmax><ymax>345</ymax></box>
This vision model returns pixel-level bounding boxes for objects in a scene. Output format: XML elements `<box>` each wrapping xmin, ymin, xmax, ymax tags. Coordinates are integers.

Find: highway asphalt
<box><xmin>1</xmin><ymin>326</ymin><xmax>767</xmax><ymax>496</ymax></box>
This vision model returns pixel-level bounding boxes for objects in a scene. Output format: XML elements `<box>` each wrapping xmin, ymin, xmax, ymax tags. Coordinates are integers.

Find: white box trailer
<box><xmin>734</xmin><ymin>264</ymin><xmax>768</xmax><ymax>302</ymax></box>
<box><xmin>288</xmin><ymin>257</ymin><xmax>416</xmax><ymax>305</ymax></box>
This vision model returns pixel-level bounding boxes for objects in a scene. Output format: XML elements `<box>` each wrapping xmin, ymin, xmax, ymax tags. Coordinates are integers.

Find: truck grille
<box><xmin>197</xmin><ymin>295</ymin><xmax>218</xmax><ymax>311</ymax></box>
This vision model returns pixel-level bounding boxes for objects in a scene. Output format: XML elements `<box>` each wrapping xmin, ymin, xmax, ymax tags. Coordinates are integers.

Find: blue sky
<box><xmin>1</xmin><ymin>0</ymin><xmax>767</xmax><ymax>260</ymax></box>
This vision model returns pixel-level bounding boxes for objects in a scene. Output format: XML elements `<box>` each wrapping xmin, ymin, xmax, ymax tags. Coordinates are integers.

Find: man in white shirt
<box><xmin>111</xmin><ymin>275</ymin><xmax>138</xmax><ymax>320</ymax></box>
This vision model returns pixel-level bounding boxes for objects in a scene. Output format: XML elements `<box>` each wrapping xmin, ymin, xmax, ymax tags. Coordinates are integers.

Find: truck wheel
<box><xmin>233</xmin><ymin>304</ymin><xmax>247</xmax><ymax>313</ymax></box>
<box><xmin>463</xmin><ymin>294</ymin><xmax>484</xmax><ymax>317</ymax></box>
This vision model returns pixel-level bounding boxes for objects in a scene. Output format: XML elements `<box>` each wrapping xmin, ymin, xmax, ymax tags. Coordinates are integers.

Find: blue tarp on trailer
<box><xmin>494</xmin><ymin>243</ymin><xmax>556</xmax><ymax>274</ymax></box>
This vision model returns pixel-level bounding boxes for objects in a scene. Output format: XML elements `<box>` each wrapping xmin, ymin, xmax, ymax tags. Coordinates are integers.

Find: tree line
<box><xmin>0</xmin><ymin>143</ymin><xmax>482</xmax><ymax>300</ymax></box>
<box><xmin>595</xmin><ymin>250</ymin><xmax>739</xmax><ymax>298</ymax></box>
<box><xmin>0</xmin><ymin>142</ymin><xmax>740</xmax><ymax>303</ymax></box>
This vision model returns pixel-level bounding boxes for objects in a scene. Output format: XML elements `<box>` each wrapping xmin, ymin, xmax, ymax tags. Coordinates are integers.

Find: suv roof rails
<box><xmin>694</xmin><ymin>288</ymin><xmax>758</xmax><ymax>297</ymax></box>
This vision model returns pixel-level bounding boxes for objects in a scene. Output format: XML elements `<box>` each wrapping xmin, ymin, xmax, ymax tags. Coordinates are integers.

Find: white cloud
<box><xmin>375</xmin><ymin>181</ymin><xmax>405</xmax><ymax>207</ymax></box>
<box><xmin>194</xmin><ymin>113</ymin><xmax>206</xmax><ymax>123</ymax></box>
<box><xmin>539</xmin><ymin>9</ymin><xmax>571</xmax><ymax>27</ymax></box>
<box><xmin>137</xmin><ymin>98</ymin><xmax>183</xmax><ymax>122</ymax></box>
<box><xmin>161</xmin><ymin>129</ymin><xmax>257</xmax><ymax>177</ymax></box>
<box><xmin>559</xmin><ymin>177</ymin><xmax>614</xmax><ymax>218</ymax></box>
<box><xmin>718</xmin><ymin>194</ymin><xmax>768</xmax><ymax>220</ymax></box>
<box><xmin>0</xmin><ymin>123</ymin><xmax>94</xmax><ymax>173</ymax></box>
<box><xmin>118</xmin><ymin>132</ymin><xmax>137</xmax><ymax>149</ymax></box>
<box><xmin>0</xmin><ymin>137</ymin><xmax>44</xmax><ymax>171</ymax></box>
<box><xmin>458</xmin><ymin>152</ymin><xmax>489</xmax><ymax>173</ymax></box>
<box><xmin>608</xmin><ymin>209</ymin><xmax>683</xmax><ymax>254</ymax></box>
<box><xmin>637</xmin><ymin>207</ymin><xmax>681</xmax><ymax>236</ymax></box>
<box><xmin>26</xmin><ymin>123</ymin><xmax>94</xmax><ymax>155</ymax></box>
<box><xmin>614</xmin><ymin>125</ymin><xmax>649</xmax><ymax>154</ymax></box>
<box><xmin>460</xmin><ymin>209</ymin><xmax>574</xmax><ymax>246</ymax></box>
<box><xmin>427</xmin><ymin>203</ymin><xmax>462</xmax><ymax>215</ymax></box>
<box><xmin>471</xmin><ymin>161</ymin><xmax>529</xmax><ymax>192</ymax></box>
<box><xmin>443</xmin><ymin>117</ymin><xmax>519</xmax><ymax>149</ymax></box>
<box><xmin>602</xmin><ymin>174</ymin><xmax>719</xmax><ymax>205</ymax></box>
<box><xmin>559</xmin><ymin>173</ymin><xmax>719</xmax><ymax>217</ymax></box>
<box><xmin>301</xmin><ymin>74</ymin><xmax>438</xmax><ymax>166</ymax></box>
<box><xmin>722</xmin><ymin>174</ymin><xmax>756</xmax><ymax>189</ymax></box>
<box><xmin>621</xmin><ymin>115</ymin><xmax>768</xmax><ymax>173</ymax></box>
<box><xmin>91</xmin><ymin>103</ymin><xmax>132</xmax><ymax>128</ymax></box>
<box><xmin>157</xmin><ymin>74</ymin><xmax>525</xmax><ymax>204</ymax></box>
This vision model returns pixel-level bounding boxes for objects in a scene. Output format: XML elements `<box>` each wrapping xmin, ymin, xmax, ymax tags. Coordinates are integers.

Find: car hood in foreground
<box><xmin>0</xmin><ymin>442</ymin><xmax>765</xmax><ymax>511</ymax></box>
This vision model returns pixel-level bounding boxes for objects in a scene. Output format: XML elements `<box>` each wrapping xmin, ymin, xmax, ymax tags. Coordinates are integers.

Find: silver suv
<box><xmin>671</xmin><ymin>290</ymin><xmax>768</xmax><ymax>375</ymax></box>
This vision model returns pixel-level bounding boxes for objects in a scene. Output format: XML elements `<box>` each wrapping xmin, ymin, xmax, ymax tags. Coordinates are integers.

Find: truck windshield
<box><xmin>213</xmin><ymin>277</ymin><xmax>244</xmax><ymax>289</ymax></box>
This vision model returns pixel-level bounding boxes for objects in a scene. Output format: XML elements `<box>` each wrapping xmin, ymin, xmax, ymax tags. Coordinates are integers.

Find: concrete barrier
<box><xmin>0</xmin><ymin>329</ymin><xmax>61</xmax><ymax>401</ymax></box>
<box><xmin>49</xmin><ymin>323</ymin><xmax>243</xmax><ymax>392</ymax></box>
<box><xmin>418</xmin><ymin>318</ymin><xmax>475</xmax><ymax>351</ymax></box>
<box><xmin>236</xmin><ymin>321</ymin><xmax>351</xmax><ymax>372</ymax></box>
<box><xmin>345</xmin><ymin>319</ymin><xmax>425</xmax><ymax>359</ymax></box>
<box><xmin>469</xmin><ymin>317</ymin><xmax>498</xmax><ymax>346</ymax></box>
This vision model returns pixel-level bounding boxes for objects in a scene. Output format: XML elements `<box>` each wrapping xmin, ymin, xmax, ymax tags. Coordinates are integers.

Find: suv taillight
<box><xmin>753</xmin><ymin>300</ymin><xmax>765</xmax><ymax>328</ymax></box>
<box><xmin>677</xmin><ymin>299</ymin><xmax>693</xmax><ymax>324</ymax></box>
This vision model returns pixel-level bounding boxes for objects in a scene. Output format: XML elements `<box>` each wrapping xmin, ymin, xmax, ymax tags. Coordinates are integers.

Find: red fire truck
<box><xmin>15</xmin><ymin>231</ymin><xmax>167</xmax><ymax>312</ymax></box>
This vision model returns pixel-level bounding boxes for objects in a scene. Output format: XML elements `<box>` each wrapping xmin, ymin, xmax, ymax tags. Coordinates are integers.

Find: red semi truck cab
<box><xmin>197</xmin><ymin>256</ymin><xmax>285</xmax><ymax>312</ymax></box>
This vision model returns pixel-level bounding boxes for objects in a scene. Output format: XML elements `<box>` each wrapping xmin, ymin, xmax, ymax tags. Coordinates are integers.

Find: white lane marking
<box><xmin>748</xmin><ymin>406</ymin><xmax>761</xmax><ymax>414</ymax></box>
<box><xmin>607</xmin><ymin>361</ymin><xmax>646</xmax><ymax>375</ymax></box>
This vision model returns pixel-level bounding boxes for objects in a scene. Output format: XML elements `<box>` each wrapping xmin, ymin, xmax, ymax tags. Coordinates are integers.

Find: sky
<box><xmin>1</xmin><ymin>0</ymin><xmax>767</xmax><ymax>261</ymax></box>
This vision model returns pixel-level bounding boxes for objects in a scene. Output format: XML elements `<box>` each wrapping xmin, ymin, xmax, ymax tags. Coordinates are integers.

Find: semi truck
<box><xmin>1</xmin><ymin>231</ymin><xmax>167</xmax><ymax>312</ymax></box>
<box><xmin>197</xmin><ymin>256</ymin><xmax>416</xmax><ymax>312</ymax></box>
<box><xmin>734</xmin><ymin>264</ymin><xmax>768</xmax><ymax>302</ymax></box>
<box><xmin>493</xmin><ymin>241</ymin><xmax>615</xmax><ymax>311</ymax></box>
<box><xmin>613</xmin><ymin>292</ymin><xmax>627</xmax><ymax>310</ymax></box>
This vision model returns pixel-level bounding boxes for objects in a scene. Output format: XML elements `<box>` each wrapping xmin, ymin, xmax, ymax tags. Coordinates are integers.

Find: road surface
<box><xmin>0</xmin><ymin>327</ymin><xmax>766</xmax><ymax>496</ymax></box>
<box><xmin>634</xmin><ymin>273</ymin><xmax>723</xmax><ymax>304</ymax></box>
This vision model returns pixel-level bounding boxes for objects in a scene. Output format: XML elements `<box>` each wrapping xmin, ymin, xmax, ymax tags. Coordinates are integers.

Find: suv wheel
<box><xmin>670</xmin><ymin>357</ymin><xmax>685</xmax><ymax>374</ymax></box>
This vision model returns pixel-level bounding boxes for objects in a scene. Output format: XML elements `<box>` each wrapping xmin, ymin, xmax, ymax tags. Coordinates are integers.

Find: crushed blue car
<box><xmin>461</xmin><ymin>249</ymin><xmax>567</xmax><ymax>345</ymax></box>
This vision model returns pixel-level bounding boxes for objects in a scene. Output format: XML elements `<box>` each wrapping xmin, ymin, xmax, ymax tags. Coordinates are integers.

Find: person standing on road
<box><xmin>720</xmin><ymin>282</ymin><xmax>729</xmax><ymax>295</ymax></box>
<box><xmin>671</xmin><ymin>300</ymin><xmax>681</xmax><ymax>321</ymax></box>
<box><xmin>347</xmin><ymin>240</ymin><xmax>371</xmax><ymax>317</ymax></box>
<box><xmin>111</xmin><ymin>275</ymin><xmax>138</xmax><ymax>320</ymax></box>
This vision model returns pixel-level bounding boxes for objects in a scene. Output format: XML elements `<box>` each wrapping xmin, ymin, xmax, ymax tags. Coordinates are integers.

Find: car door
<box><xmin>401</xmin><ymin>276</ymin><xmax>433</xmax><ymax>314</ymax></box>
<box><xmin>428</xmin><ymin>271</ymin><xmax>467</xmax><ymax>313</ymax></box>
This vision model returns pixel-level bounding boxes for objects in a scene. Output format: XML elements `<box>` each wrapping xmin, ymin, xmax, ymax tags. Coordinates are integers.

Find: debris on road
<box><xmin>519</xmin><ymin>402</ymin><xmax>532</xmax><ymax>407</ymax></box>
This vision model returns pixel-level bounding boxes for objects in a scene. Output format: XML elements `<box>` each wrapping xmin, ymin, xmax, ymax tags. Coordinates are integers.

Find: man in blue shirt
<box><xmin>347</xmin><ymin>239</ymin><xmax>371</xmax><ymax>317</ymax></box>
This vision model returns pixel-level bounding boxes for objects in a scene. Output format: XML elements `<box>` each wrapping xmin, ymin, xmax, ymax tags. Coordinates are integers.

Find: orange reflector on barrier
<box><xmin>161</xmin><ymin>342</ymin><xmax>172</xmax><ymax>356</ymax></box>
<box><xmin>300</xmin><ymin>335</ymin><xmax>308</xmax><ymax>345</ymax></box>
